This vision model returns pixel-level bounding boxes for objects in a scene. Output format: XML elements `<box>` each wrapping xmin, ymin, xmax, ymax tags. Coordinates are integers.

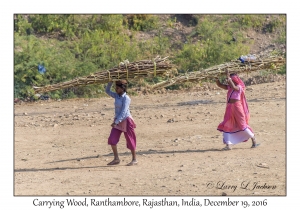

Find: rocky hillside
<box><xmin>135</xmin><ymin>14</ymin><xmax>286</xmax><ymax>57</ymax></box>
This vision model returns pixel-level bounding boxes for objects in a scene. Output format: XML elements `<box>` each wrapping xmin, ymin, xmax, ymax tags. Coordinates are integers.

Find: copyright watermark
<box><xmin>206</xmin><ymin>181</ymin><xmax>276</xmax><ymax>192</ymax></box>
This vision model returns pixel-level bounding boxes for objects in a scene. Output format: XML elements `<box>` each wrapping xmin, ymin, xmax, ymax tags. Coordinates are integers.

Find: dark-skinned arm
<box><xmin>227</xmin><ymin>78</ymin><xmax>239</xmax><ymax>91</ymax></box>
<box><xmin>215</xmin><ymin>77</ymin><xmax>228</xmax><ymax>90</ymax></box>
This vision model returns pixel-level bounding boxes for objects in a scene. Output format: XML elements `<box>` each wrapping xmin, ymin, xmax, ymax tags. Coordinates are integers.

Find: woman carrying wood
<box><xmin>215</xmin><ymin>69</ymin><xmax>259</xmax><ymax>150</ymax></box>
<box><xmin>105</xmin><ymin>80</ymin><xmax>138</xmax><ymax>166</ymax></box>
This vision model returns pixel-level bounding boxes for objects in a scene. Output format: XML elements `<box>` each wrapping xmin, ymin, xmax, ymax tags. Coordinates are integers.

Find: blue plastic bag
<box><xmin>38</xmin><ymin>64</ymin><xmax>46</xmax><ymax>74</ymax></box>
<box><xmin>238</xmin><ymin>57</ymin><xmax>245</xmax><ymax>63</ymax></box>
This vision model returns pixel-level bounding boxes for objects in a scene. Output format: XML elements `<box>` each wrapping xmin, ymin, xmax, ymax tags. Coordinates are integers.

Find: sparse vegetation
<box><xmin>14</xmin><ymin>14</ymin><xmax>286</xmax><ymax>99</ymax></box>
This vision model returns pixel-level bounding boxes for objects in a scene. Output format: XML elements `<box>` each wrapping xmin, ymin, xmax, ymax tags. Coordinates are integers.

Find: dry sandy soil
<box><xmin>14</xmin><ymin>79</ymin><xmax>286</xmax><ymax>196</ymax></box>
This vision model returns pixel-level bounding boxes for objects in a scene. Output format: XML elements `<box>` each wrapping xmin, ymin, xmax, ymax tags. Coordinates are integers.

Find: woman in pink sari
<box><xmin>215</xmin><ymin>69</ymin><xmax>259</xmax><ymax>150</ymax></box>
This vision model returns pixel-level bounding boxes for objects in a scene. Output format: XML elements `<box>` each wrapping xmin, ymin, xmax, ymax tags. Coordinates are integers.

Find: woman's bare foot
<box><xmin>126</xmin><ymin>160</ymin><xmax>138</xmax><ymax>166</ymax></box>
<box><xmin>251</xmin><ymin>143</ymin><xmax>260</xmax><ymax>148</ymax></box>
<box><xmin>107</xmin><ymin>159</ymin><xmax>120</xmax><ymax>165</ymax></box>
<box><xmin>251</xmin><ymin>136</ymin><xmax>260</xmax><ymax>148</ymax></box>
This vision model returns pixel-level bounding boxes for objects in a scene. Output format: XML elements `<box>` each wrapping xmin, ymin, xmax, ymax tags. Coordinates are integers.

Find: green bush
<box><xmin>14</xmin><ymin>15</ymin><xmax>33</xmax><ymax>35</ymax></box>
<box><xmin>277</xmin><ymin>65</ymin><xmax>286</xmax><ymax>75</ymax></box>
<box><xmin>124</xmin><ymin>14</ymin><xmax>159</xmax><ymax>31</ymax></box>
<box><xmin>237</xmin><ymin>14</ymin><xmax>265</xmax><ymax>30</ymax></box>
<box><xmin>175</xmin><ymin>18</ymin><xmax>250</xmax><ymax>71</ymax></box>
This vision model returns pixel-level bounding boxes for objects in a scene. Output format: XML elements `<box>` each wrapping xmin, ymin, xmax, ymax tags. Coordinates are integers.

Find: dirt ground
<box><xmin>14</xmin><ymin>79</ymin><xmax>286</xmax><ymax>196</ymax></box>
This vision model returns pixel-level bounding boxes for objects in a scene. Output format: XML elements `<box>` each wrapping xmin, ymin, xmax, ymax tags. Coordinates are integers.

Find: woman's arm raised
<box><xmin>215</xmin><ymin>77</ymin><xmax>228</xmax><ymax>90</ymax></box>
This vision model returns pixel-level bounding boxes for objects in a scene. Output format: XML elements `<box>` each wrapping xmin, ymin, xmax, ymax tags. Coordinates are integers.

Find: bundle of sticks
<box><xmin>151</xmin><ymin>56</ymin><xmax>285</xmax><ymax>90</ymax></box>
<box><xmin>33</xmin><ymin>56</ymin><xmax>176</xmax><ymax>94</ymax></box>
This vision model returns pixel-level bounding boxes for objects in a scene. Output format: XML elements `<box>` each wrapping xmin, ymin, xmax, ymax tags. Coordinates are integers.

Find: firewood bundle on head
<box><xmin>151</xmin><ymin>56</ymin><xmax>286</xmax><ymax>90</ymax></box>
<box><xmin>33</xmin><ymin>56</ymin><xmax>177</xmax><ymax>94</ymax></box>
